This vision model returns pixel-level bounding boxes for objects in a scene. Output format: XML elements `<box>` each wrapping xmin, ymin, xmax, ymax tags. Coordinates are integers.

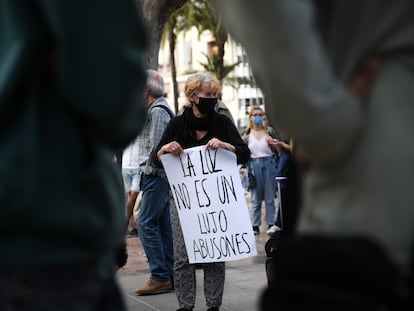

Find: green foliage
<box><xmin>162</xmin><ymin>0</ymin><xmax>241</xmax><ymax>87</ymax></box>
<box><xmin>199</xmin><ymin>52</ymin><xmax>242</xmax><ymax>87</ymax></box>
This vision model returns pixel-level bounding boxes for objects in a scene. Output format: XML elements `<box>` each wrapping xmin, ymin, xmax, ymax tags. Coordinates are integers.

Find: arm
<box><xmin>214</xmin><ymin>0</ymin><xmax>363</xmax><ymax>167</ymax></box>
<box><xmin>205</xmin><ymin>138</ymin><xmax>236</xmax><ymax>153</ymax></box>
<box><xmin>267</xmin><ymin>137</ymin><xmax>290</xmax><ymax>153</ymax></box>
<box><xmin>154</xmin><ymin>117</ymin><xmax>179</xmax><ymax>163</ymax></box>
<box><xmin>149</xmin><ymin>106</ymin><xmax>172</xmax><ymax>152</ymax></box>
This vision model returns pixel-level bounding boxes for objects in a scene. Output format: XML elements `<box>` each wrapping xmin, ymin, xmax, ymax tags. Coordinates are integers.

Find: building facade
<box><xmin>158</xmin><ymin>27</ymin><xmax>264</xmax><ymax>131</ymax></box>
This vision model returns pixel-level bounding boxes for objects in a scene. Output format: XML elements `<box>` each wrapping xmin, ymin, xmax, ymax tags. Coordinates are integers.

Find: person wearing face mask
<box><xmin>153</xmin><ymin>72</ymin><xmax>250</xmax><ymax>311</ymax></box>
<box><xmin>242</xmin><ymin>107</ymin><xmax>280</xmax><ymax>235</ymax></box>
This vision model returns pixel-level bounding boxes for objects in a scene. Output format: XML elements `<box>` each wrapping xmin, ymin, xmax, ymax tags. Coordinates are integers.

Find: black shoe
<box><xmin>207</xmin><ymin>308</ymin><xmax>219</xmax><ymax>311</ymax></box>
<box><xmin>176</xmin><ymin>308</ymin><xmax>193</xmax><ymax>311</ymax></box>
<box><xmin>253</xmin><ymin>226</ymin><xmax>260</xmax><ymax>235</ymax></box>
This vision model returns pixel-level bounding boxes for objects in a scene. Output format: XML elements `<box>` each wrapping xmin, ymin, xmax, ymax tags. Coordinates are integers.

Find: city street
<box><xmin>116</xmin><ymin>223</ymin><xmax>270</xmax><ymax>311</ymax></box>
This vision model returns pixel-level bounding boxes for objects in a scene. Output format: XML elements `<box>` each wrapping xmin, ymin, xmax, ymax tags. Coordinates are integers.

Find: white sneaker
<box><xmin>266</xmin><ymin>225</ymin><xmax>281</xmax><ymax>235</ymax></box>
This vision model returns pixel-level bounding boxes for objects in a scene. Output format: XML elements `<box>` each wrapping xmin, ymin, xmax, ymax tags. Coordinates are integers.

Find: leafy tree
<box><xmin>189</xmin><ymin>0</ymin><xmax>229</xmax><ymax>86</ymax></box>
<box><xmin>137</xmin><ymin>0</ymin><xmax>188</xmax><ymax>69</ymax></box>
<box><xmin>139</xmin><ymin>0</ymin><xmax>241</xmax><ymax>106</ymax></box>
<box><xmin>199</xmin><ymin>52</ymin><xmax>245</xmax><ymax>90</ymax></box>
<box><xmin>162</xmin><ymin>0</ymin><xmax>240</xmax><ymax>104</ymax></box>
<box><xmin>162</xmin><ymin>2</ymin><xmax>192</xmax><ymax>112</ymax></box>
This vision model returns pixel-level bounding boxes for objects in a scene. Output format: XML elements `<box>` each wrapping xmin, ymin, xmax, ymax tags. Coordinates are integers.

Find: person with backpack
<box><xmin>134</xmin><ymin>70</ymin><xmax>175</xmax><ymax>296</ymax></box>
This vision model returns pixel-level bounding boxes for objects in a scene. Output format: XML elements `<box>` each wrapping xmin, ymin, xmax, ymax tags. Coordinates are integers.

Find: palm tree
<box><xmin>199</xmin><ymin>52</ymin><xmax>245</xmax><ymax>90</ymax></box>
<box><xmin>138</xmin><ymin>0</ymin><xmax>188</xmax><ymax>69</ymax></box>
<box><xmin>163</xmin><ymin>0</ymin><xmax>240</xmax><ymax>100</ymax></box>
<box><xmin>162</xmin><ymin>2</ymin><xmax>193</xmax><ymax>112</ymax></box>
<box><xmin>189</xmin><ymin>0</ymin><xmax>228</xmax><ymax>86</ymax></box>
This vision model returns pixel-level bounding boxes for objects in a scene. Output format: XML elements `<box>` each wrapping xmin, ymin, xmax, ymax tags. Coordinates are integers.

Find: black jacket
<box><xmin>154</xmin><ymin>107</ymin><xmax>250</xmax><ymax>166</ymax></box>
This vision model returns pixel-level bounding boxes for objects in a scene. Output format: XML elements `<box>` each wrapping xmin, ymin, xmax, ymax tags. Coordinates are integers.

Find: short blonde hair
<box><xmin>184</xmin><ymin>72</ymin><xmax>221</xmax><ymax>100</ymax></box>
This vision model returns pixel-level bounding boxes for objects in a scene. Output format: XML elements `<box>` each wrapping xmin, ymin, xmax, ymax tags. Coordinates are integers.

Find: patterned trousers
<box><xmin>169</xmin><ymin>193</ymin><xmax>225</xmax><ymax>310</ymax></box>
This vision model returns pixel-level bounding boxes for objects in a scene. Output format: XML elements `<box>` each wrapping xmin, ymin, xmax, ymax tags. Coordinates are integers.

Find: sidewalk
<box><xmin>116</xmin><ymin>225</ymin><xmax>270</xmax><ymax>311</ymax></box>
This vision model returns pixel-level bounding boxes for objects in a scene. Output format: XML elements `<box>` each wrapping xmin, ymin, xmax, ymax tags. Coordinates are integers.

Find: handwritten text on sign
<box><xmin>161</xmin><ymin>146</ymin><xmax>257</xmax><ymax>263</ymax></box>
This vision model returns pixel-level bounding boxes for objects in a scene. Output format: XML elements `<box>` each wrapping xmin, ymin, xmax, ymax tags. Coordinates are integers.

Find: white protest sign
<box><xmin>161</xmin><ymin>145</ymin><xmax>257</xmax><ymax>263</ymax></box>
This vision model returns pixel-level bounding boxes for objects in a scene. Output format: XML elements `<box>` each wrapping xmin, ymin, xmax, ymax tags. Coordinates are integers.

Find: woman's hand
<box><xmin>268</xmin><ymin>137</ymin><xmax>291</xmax><ymax>152</ymax></box>
<box><xmin>157</xmin><ymin>141</ymin><xmax>183</xmax><ymax>159</ymax></box>
<box><xmin>206</xmin><ymin>138</ymin><xmax>236</xmax><ymax>153</ymax></box>
<box><xmin>267</xmin><ymin>137</ymin><xmax>279</xmax><ymax>150</ymax></box>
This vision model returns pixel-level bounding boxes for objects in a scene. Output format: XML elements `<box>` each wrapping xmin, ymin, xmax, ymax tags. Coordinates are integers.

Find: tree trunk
<box><xmin>137</xmin><ymin>0</ymin><xmax>188</xmax><ymax>69</ymax></box>
<box><xmin>216</xmin><ymin>25</ymin><xmax>228</xmax><ymax>98</ymax></box>
<box><xmin>169</xmin><ymin>26</ymin><xmax>179</xmax><ymax>113</ymax></box>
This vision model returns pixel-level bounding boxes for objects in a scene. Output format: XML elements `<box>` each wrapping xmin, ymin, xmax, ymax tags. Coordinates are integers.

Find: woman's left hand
<box><xmin>267</xmin><ymin>137</ymin><xmax>279</xmax><ymax>149</ymax></box>
<box><xmin>206</xmin><ymin>138</ymin><xmax>235</xmax><ymax>153</ymax></box>
<box><xmin>206</xmin><ymin>138</ymin><xmax>224</xmax><ymax>149</ymax></box>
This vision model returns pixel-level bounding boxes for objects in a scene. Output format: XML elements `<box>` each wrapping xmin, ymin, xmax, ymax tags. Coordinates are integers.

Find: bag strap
<box><xmin>145</xmin><ymin>104</ymin><xmax>174</xmax><ymax>172</ymax></box>
<box><xmin>151</xmin><ymin>104</ymin><xmax>174</xmax><ymax>118</ymax></box>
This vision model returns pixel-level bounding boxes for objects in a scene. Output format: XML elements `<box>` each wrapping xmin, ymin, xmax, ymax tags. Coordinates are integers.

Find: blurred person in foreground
<box><xmin>0</xmin><ymin>1</ymin><xmax>147</xmax><ymax>310</ymax></box>
<box><xmin>215</xmin><ymin>0</ymin><xmax>414</xmax><ymax>309</ymax></box>
<box><xmin>155</xmin><ymin>72</ymin><xmax>250</xmax><ymax>311</ymax></box>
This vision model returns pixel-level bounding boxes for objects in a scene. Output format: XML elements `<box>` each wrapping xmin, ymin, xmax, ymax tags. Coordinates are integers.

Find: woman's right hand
<box><xmin>157</xmin><ymin>141</ymin><xmax>183</xmax><ymax>159</ymax></box>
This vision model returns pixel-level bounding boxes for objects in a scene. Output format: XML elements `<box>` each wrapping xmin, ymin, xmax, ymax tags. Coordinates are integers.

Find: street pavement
<box><xmin>116</xmin><ymin>220</ymin><xmax>270</xmax><ymax>311</ymax></box>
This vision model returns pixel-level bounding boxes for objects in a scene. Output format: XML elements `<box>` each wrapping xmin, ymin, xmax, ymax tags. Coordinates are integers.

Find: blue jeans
<box><xmin>138</xmin><ymin>175</ymin><xmax>174</xmax><ymax>282</ymax></box>
<box><xmin>250</xmin><ymin>156</ymin><xmax>277</xmax><ymax>227</ymax></box>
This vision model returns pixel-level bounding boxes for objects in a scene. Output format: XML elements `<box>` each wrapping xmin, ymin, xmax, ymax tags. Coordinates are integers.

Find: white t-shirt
<box><xmin>248</xmin><ymin>133</ymin><xmax>273</xmax><ymax>158</ymax></box>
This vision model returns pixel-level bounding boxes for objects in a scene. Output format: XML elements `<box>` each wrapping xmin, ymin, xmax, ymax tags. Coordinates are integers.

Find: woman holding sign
<box><xmin>154</xmin><ymin>72</ymin><xmax>250</xmax><ymax>311</ymax></box>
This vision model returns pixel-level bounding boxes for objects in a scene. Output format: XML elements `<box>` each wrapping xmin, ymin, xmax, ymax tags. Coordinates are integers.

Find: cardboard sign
<box><xmin>161</xmin><ymin>145</ymin><xmax>257</xmax><ymax>263</ymax></box>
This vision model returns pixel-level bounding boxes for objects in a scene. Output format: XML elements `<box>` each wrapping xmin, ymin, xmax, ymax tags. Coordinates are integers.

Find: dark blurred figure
<box><xmin>0</xmin><ymin>1</ymin><xmax>147</xmax><ymax>310</ymax></box>
<box><xmin>215</xmin><ymin>0</ymin><xmax>414</xmax><ymax>309</ymax></box>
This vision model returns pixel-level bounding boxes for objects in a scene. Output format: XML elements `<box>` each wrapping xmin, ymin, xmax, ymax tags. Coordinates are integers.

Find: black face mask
<box><xmin>196</xmin><ymin>97</ymin><xmax>217</xmax><ymax>115</ymax></box>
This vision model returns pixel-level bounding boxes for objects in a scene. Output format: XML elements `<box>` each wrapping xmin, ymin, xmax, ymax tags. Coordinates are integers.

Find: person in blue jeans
<box><xmin>138</xmin><ymin>174</ymin><xmax>173</xmax><ymax>287</ymax></box>
<box><xmin>134</xmin><ymin>70</ymin><xmax>175</xmax><ymax>295</ymax></box>
<box><xmin>242</xmin><ymin>107</ymin><xmax>280</xmax><ymax>235</ymax></box>
<box><xmin>266</xmin><ymin>137</ymin><xmax>292</xmax><ymax>235</ymax></box>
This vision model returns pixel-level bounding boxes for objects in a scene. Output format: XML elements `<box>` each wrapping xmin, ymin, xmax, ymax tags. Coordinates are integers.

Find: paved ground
<box><xmin>116</xmin><ymin>219</ymin><xmax>271</xmax><ymax>311</ymax></box>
